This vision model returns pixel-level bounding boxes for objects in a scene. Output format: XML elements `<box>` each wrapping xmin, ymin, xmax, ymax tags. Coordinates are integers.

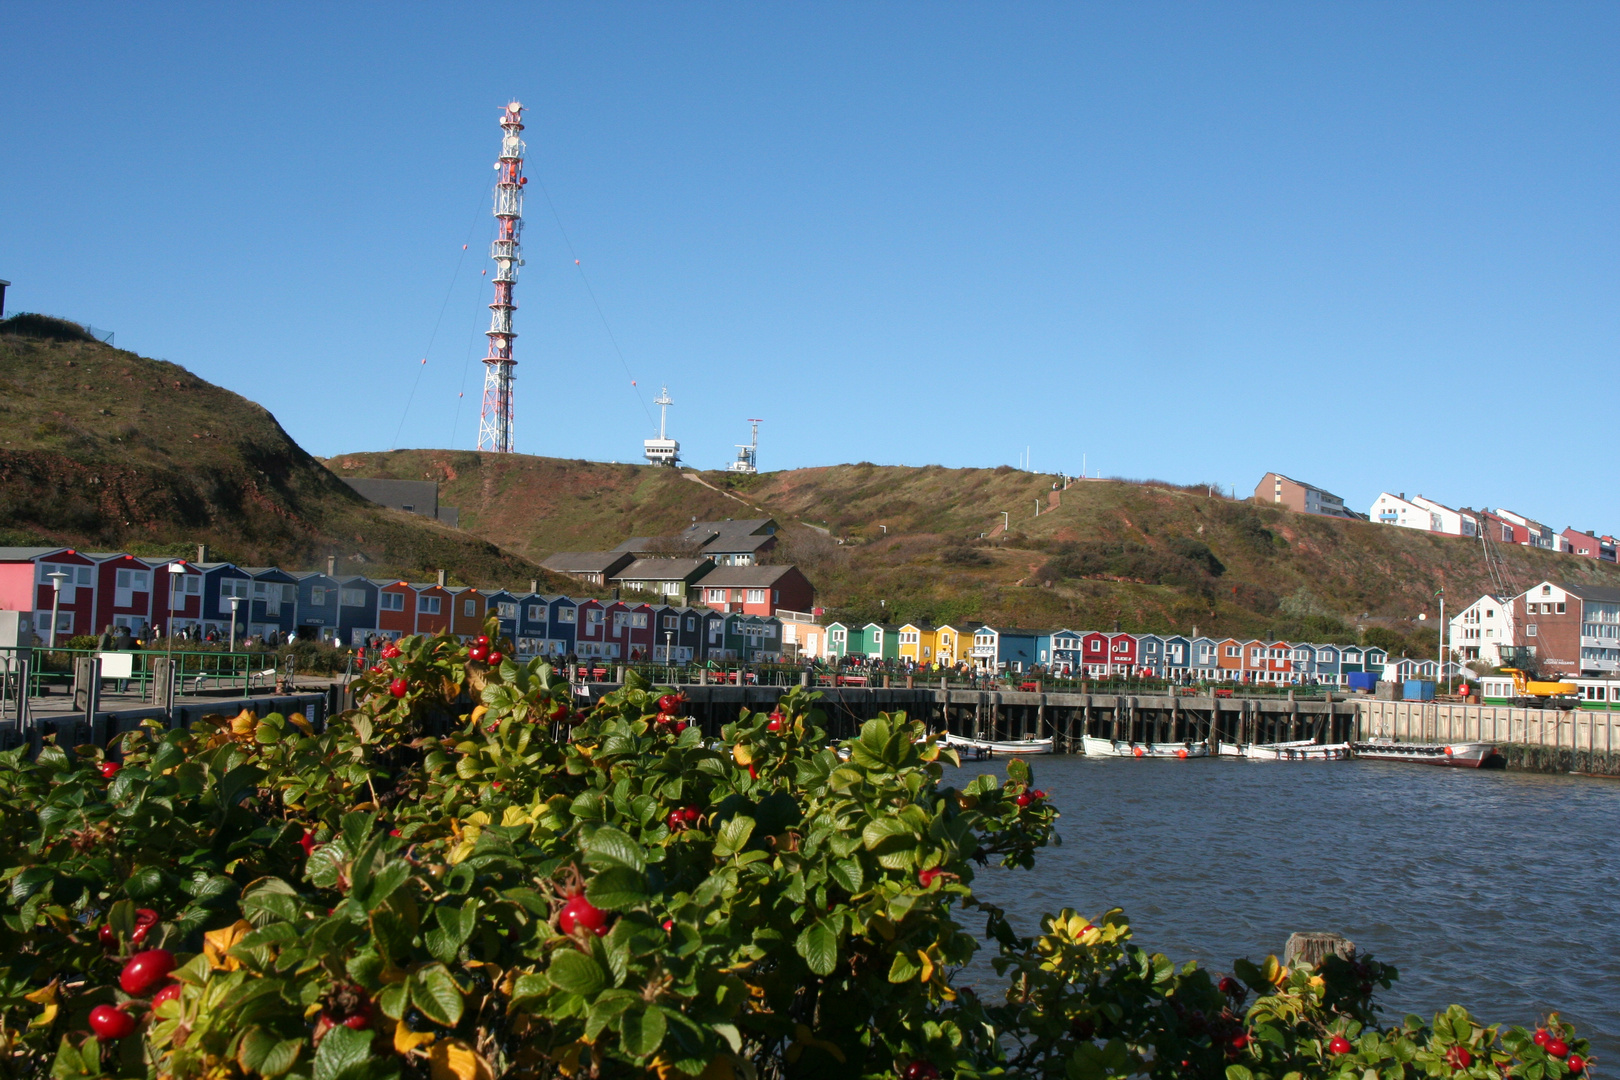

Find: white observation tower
<box><xmin>644</xmin><ymin>386</ymin><xmax>679</xmax><ymax>466</ymax></box>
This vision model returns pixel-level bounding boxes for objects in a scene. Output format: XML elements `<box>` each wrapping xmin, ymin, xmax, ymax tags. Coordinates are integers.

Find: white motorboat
<box><xmin>1352</xmin><ymin>739</ymin><xmax>1496</xmax><ymax>768</ymax></box>
<box><xmin>943</xmin><ymin>733</ymin><xmax>1054</xmax><ymax>759</ymax></box>
<box><xmin>1219</xmin><ymin>741</ymin><xmax>1353</xmax><ymax>761</ymax></box>
<box><xmin>1081</xmin><ymin>735</ymin><xmax>1210</xmax><ymax>759</ymax></box>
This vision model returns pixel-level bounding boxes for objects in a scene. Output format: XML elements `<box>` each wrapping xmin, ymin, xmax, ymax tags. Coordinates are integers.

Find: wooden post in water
<box><xmin>1207</xmin><ymin>696</ymin><xmax>1220</xmax><ymax>754</ymax></box>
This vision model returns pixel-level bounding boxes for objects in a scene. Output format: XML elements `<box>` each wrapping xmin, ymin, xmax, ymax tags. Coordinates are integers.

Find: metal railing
<box><xmin>3</xmin><ymin>644</ymin><xmax>286</xmax><ymax>701</ymax></box>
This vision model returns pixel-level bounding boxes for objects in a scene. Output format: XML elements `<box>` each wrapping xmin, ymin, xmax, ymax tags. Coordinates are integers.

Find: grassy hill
<box><xmin>0</xmin><ymin>316</ymin><xmax>561</xmax><ymax>588</ymax></box>
<box><xmin>323</xmin><ymin>450</ymin><xmax>1620</xmax><ymax>657</ymax></box>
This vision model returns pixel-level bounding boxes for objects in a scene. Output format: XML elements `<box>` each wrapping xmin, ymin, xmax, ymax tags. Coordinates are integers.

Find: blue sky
<box><xmin>4</xmin><ymin>3</ymin><xmax>1616</xmax><ymax>531</ymax></box>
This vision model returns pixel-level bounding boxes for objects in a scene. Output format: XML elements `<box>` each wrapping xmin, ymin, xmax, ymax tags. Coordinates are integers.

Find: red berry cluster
<box><xmin>466</xmin><ymin>635</ymin><xmax>504</xmax><ymax>666</ymax></box>
<box><xmin>1533</xmin><ymin>1029</ymin><xmax>1581</xmax><ymax>1072</ymax></box>
<box><xmin>901</xmin><ymin>1062</ymin><xmax>939</xmax><ymax>1080</ymax></box>
<box><xmin>1012</xmin><ymin>785</ymin><xmax>1047</xmax><ymax>809</ymax></box>
<box><xmin>653</xmin><ymin>694</ymin><xmax>690</xmax><ymax>735</ymax></box>
<box><xmin>559</xmin><ymin>893</ymin><xmax>610</xmax><ymax>937</ymax></box>
<box><xmin>89</xmin><ymin>948</ymin><xmax>181</xmax><ymax>1041</ymax></box>
<box><xmin>765</xmin><ymin>710</ymin><xmax>785</xmax><ymax>733</ymax></box>
<box><xmin>665</xmin><ymin>805</ymin><xmax>703</xmax><ymax>832</ymax></box>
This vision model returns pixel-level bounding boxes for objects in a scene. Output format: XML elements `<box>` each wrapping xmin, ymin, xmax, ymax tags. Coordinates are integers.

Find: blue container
<box><xmin>1347</xmin><ymin>671</ymin><xmax>1378</xmax><ymax>693</ymax></box>
<box><xmin>1403</xmin><ymin>679</ymin><xmax>1435</xmax><ymax>701</ymax></box>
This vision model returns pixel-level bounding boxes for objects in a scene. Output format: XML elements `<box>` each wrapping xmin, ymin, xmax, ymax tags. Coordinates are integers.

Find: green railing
<box><xmin>4</xmin><ymin>644</ymin><xmax>288</xmax><ymax>701</ymax></box>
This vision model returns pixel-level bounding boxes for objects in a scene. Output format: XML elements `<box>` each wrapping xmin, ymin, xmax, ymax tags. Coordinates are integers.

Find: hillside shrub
<box><xmin>0</xmin><ymin>624</ymin><xmax>1588</xmax><ymax>1079</ymax></box>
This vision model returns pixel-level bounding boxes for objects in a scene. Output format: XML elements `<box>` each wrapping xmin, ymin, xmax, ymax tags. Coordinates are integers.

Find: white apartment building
<box><xmin>1494</xmin><ymin>508</ymin><xmax>1556</xmax><ymax>549</ymax></box>
<box><xmin>1369</xmin><ymin>492</ymin><xmax>1477</xmax><ymax>536</ymax></box>
<box><xmin>1370</xmin><ymin>492</ymin><xmax>1431</xmax><ymax>531</ymax></box>
<box><xmin>1449</xmin><ymin>594</ymin><xmax>1516</xmax><ymax>666</ymax></box>
<box><xmin>1411</xmin><ymin>496</ymin><xmax>1478</xmax><ymax>537</ymax></box>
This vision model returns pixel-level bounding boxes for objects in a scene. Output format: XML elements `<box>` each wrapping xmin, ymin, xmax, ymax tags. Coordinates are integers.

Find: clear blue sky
<box><xmin>4</xmin><ymin>4</ymin><xmax>1616</xmax><ymax>531</ymax></box>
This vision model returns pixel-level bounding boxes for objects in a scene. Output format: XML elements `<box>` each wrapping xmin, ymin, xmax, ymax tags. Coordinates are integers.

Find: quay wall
<box><xmin>1353</xmin><ymin>699</ymin><xmax>1620</xmax><ymax>777</ymax></box>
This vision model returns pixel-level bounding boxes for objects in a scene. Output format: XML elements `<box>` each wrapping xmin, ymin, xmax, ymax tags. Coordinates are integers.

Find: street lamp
<box><xmin>1436</xmin><ymin>588</ymin><xmax>1447</xmax><ymax>693</ymax></box>
<box><xmin>228</xmin><ymin>595</ymin><xmax>241</xmax><ymax>649</ymax></box>
<box><xmin>664</xmin><ymin>630</ymin><xmax>673</xmax><ymax>670</ymax></box>
<box><xmin>165</xmin><ymin>562</ymin><xmax>186</xmax><ymax>662</ymax></box>
<box><xmin>46</xmin><ymin>571</ymin><xmax>69</xmax><ymax>648</ymax></box>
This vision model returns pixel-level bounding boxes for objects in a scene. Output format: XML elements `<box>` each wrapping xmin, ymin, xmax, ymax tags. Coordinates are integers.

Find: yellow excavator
<box><xmin>1498</xmin><ymin>668</ymin><xmax>1578</xmax><ymax>710</ymax></box>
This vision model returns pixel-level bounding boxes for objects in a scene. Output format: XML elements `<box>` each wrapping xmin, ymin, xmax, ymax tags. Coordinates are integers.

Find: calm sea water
<box><xmin>946</xmin><ymin>756</ymin><xmax>1620</xmax><ymax>1061</ymax></box>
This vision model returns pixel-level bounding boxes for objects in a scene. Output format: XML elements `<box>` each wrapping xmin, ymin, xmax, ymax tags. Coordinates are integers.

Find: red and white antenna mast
<box><xmin>478</xmin><ymin>101</ymin><xmax>526</xmax><ymax>453</ymax></box>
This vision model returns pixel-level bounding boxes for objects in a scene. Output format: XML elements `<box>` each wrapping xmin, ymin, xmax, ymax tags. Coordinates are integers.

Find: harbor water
<box><xmin>948</xmin><ymin>756</ymin><xmax>1620</xmax><ymax>1061</ymax></box>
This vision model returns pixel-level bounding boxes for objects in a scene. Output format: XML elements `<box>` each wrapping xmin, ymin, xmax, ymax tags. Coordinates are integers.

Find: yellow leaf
<box><xmin>204</xmin><ymin>919</ymin><xmax>252</xmax><ymax>971</ymax></box>
<box><xmin>394</xmin><ymin>1019</ymin><xmax>437</xmax><ymax>1054</ymax></box>
<box><xmin>732</xmin><ymin>743</ymin><xmax>753</xmax><ymax>766</ymax></box>
<box><xmin>552</xmin><ymin>1042</ymin><xmax>586</xmax><ymax>1077</ymax></box>
<box><xmin>1262</xmin><ymin>955</ymin><xmax>1288</xmax><ymax>987</ymax></box>
<box><xmin>464</xmin><ymin>811</ymin><xmax>491</xmax><ymax>827</ymax></box>
<box><xmin>429</xmin><ymin>1038</ymin><xmax>494</xmax><ymax>1080</ymax></box>
<box><xmin>916</xmin><ymin>950</ymin><xmax>934</xmax><ymax>983</ymax></box>
<box><xmin>230</xmin><ymin>710</ymin><xmax>257</xmax><ymax>736</ymax></box>
<box><xmin>28</xmin><ymin>1003</ymin><xmax>58</xmax><ymax>1029</ymax></box>
<box><xmin>286</xmin><ymin>712</ymin><xmax>314</xmax><ymax>734</ymax></box>
<box><xmin>470</xmin><ymin>705</ymin><xmax>489</xmax><ymax>727</ymax></box>
<box><xmin>23</xmin><ymin>982</ymin><xmax>57</xmax><ymax>1006</ymax></box>
<box><xmin>500</xmin><ymin>805</ymin><xmax>535</xmax><ymax>829</ymax></box>
<box><xmin>1308</xmin><ymin>975</ymin><xmax>1325</xmax><ymax>991</ymax></box>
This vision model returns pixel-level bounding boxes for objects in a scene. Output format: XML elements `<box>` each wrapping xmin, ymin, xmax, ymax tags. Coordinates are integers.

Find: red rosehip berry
<box><xmin>662</xmin><ymin>918</ymin><xmax>675</xmax><ymax>933</ymax></box>
<box><xmin>475</xmin><ymin>635</ymin><xmax>490</xmax><ymax>647</ymax></box>
<box><xmin>1327</xmin><ymin>1035</ymin><xmax>1352</xmax><ymax>1055</ymax></box>
<box><xmin>674</xmin><ymin>720</ymin><xmax>688</xmax><ymax>734</ymax></box>
<box><xmin>918</xmin><ymin>867</ymin><xmax>942</xmax><ymax>888</ymax></box>
<box><xmin>682</xmin><ymin>805</ymin><xmax>701</xmax><ymax>823</ymax></box>
<box><xmin>389</xmin><ymin>827</ymin><xmax>402</xmax><ymax>837</ymax></box>
<box><xmin>1231</xmin><ymin>1032</ymin><xmax>1252</xmax><ymax>1051</ymax></box>
<box><xmin>130</xmin><ymin>907</ymin><xmax>159</xmax><ymax>945</ymax></box>
<box><xmin>1534</xmin><ymin>1030</ymin><xmax>1550</xmax><ymax>1048</ymax></box>
<box><xmin>98</xmin><ymin>923</ymin><xmax>117</xmax><ymax>948</ymax></box>
<box><xmin>388</xmin><ymin>678</ymin><xmax>409</xmax><ymax>698</ymax></box>
<box><xmin>299</xmin><ymin>829</ymin><xmax>318</xmax><ymax>856</ymax></box>
<box><xmin>1546</xmin><ymin>1037</ymin><xmax>1569</xmax><ymax>1059</ymax></box>
<box><xmin>1218</xmin><ymin>975</ymin><xmax>1243</xmax><ymax>997</ymax></box>
<box><xmin>901</xmin><ymin>1061</ymin><xmax>940</xmax><ymax>1080</ymax></box>
<box><xmin>152</xmin><ymin>982</ymin><xmax>182</xmax><ymax>1010</ymax></box>
<box><xmin>89</xmin><ymin>1004</ymin><xmax>136</xmax><ymax>1041</ymax></box>
<box><xmin>487</xmin><ymin>651</ymin><xmax>502</xmax><ymax>664</ymax></box>
<box><xmin>767</xmin><ymin>717</ymin><xmax>782</xmax><ymax>733</ymax></box>
<box><xmin>120</xmin><ymin>949</ymin><xmax>177</xmax><ymax>995</ymax></box>
<box><xmin>99</xmin><ymin>761</ymin><xmax>121</xmax><ymax>779</ymax></box>
<box><xmin>559</xmin><ymin>894</ymin><xmax>609</xmax><ymax>937</ymax></box>
<box><xmin>381</xmin><ymin>644</ymin><xmax>400</xmax><ymax>659</ymax></box>
<box><xmin>468</xmin><ymin>646</ymin><xmax>488</xmax><ymax>663</ymax></box>
<box><xmin>369</xmin><ymin>664</ymin><xmax>385</xmax><ymax>675</ymax></box>
<box><xmin>1444</xmin><ymin>1045</ymin><xmax>1473</xmax><ymax>1070</ymax></box>
<box><xmin>1568</xmin><ymin>1054</ymin><xmax>1585</xmax><ymax>1074</ymax></box>
<box><xmin>658</xmin><ymin>693</ymin><xmax>684</xmax><ymax>713</ymax></box>
<box><xmin>666</xmin><ymin>810</ymin><xmax>684</xmax><ymax>830</ymax></box>
<box><xmin>1015</xmin><ymin>793</ymin><xmax>1032</xmax><ymax>807</ymax></box>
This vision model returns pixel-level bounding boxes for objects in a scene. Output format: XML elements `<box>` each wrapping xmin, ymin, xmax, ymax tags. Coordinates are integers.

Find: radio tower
<box><xmin>478</xmin><ymin>101</ymin><xmax>526</xmax><ymax>453</ymax></box>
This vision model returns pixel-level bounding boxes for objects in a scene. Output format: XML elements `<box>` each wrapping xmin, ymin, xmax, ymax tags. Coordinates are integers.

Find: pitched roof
<box><xmin>1559</xmin><ymin>582</ymin><xmax>1620</xmax><ymax>605</ymax></box>
<box><xmin>692</xmin><ymin>564</ymin><xmax>800</xmax><ymax>587</ymax></box>
<box><xmin>0</xmin><ymin>547</ymin><xmax>68</xmax><ymax>560</ymax></box>
<box><xmin>612</xmin><ymin>558</ymin><xmax>713</xmax><ymax>581</ymax></box>
<box><xmin>541</xmin><ymin>551</ymin><xmax>632</xmax><ymax>575</ymax></box>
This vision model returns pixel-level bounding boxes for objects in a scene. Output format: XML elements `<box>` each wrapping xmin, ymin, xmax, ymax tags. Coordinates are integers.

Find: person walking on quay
<box><xmin>97</xmin><ymin>625</ymin><xmax>114</xmax><ymax>652</ymax></box>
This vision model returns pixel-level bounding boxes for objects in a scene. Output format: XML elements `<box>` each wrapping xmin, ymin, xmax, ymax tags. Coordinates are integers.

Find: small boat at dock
<box><xmin>1219</xmin><ymin>740</ymin><xmax>1353</xmax><ymax>761</ymax></box>
<box><xmin>1352</xmin><ymin>739</ymin><xmax>1495</xmax><ymax>768</ymax></box>
<box><xmin>1081</xmin><ymin>735</ymin><xmax>1210</xmax><ymax>759</ymax></box>
<box><xmin>943</xmin><ymin>734</ymin><xmax>1054</xmax><ymax>759</ymax></box>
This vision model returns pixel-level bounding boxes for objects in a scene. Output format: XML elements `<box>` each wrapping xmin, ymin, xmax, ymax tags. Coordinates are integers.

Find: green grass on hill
<box><xmin>325</xmin><ymin>450</ymin><xmax>1620</xmax><ymax>655</ymax></box>
<box><xmin>0</xmin><ymin>322</ymin><xmax>558</xmax><ymax>588</ymax></box>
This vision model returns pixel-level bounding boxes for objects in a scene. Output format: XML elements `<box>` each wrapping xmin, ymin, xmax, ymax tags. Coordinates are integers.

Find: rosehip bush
<box><xmin>0</xmin><ymin>620</ymin><xmax>1591</xmax><ymax>1080</ymax></box>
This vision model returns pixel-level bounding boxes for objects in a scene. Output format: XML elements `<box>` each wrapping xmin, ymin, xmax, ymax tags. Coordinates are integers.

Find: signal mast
<box><xmin>478</xmin><ymin>101</ymin><xmax>526</xmax><ymax>453</ymax></box>
<box><xmin>643</xmin><ymin>386</ymin><xmax>680</xmax><ymax>466</ymax></box>
<box><xmin>727</xmin><ymin>419</ymin><xmax>762</xmax><ymax>474</ymax></box>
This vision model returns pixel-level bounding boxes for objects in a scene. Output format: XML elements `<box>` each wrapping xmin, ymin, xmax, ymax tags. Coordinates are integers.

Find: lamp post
<box><xmin>664</xmin><ymin>629</ymin><xmax>673</xmax><ymax>671</ymax></box>
<box><xmin>46</xmin><ymin>571</ymin><xmax>69</xmax><ymax>649</ymax></box>
<box><xmin>228</xmin><ymin>596</ymin><xmax>241</xmax><ymax>649</ymax></box>
<box><xmin>165</xmin><ymin>562</ymin><xmax>186</xmax><ymax>662</ymax></box>
<box><xmin>1437</xmin><ymin>589</ymin><xmax>1447</xmax><ymax>693</ymax></box>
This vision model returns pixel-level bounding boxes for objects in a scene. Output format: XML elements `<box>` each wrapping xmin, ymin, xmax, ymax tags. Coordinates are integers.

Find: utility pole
<box><xmin>478</xmin><ymin>101</ymin><xmax>527</xmax><ymax>453</ymax></box>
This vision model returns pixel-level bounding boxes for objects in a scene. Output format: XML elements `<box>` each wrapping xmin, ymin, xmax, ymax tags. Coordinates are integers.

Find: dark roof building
<box><xmin>609</xmin><ymin>558</ymin><xmax>715</xmax><ymax>600</ymax></box>
<box><xmin>616</xmin><ymin>518</ymin><xmax>779</xmax><ymax>566</ymax></box>
<box><xmin>539</xmin><ymin>551</ymin><xmax>636</xmax><ymax>587</ymax></box>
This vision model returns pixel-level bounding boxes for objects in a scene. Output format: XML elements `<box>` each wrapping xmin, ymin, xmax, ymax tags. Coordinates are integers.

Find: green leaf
<box><xmin>1225</xmin><ymin>1067</ymin><xmax>1254</xmax><ymax>1080</ymax></box>
<box><xmin>796</xmin><ymin>919</ymin><xmax>838</xmax><ymax>976</ymax></box>
<box><xmin>364</xmin><ymin>860</ymin><xmax>411</xmax><ymax>909</ymax></box>
<box><xmin>549</xmin><ymin>950</ymin><xmax>607</xmax><ymax>995</ymax></box>
<box><xmin>714</xmin><ymin>815</ymin><xmax>755</xmax><ymax>858</ymax></box>
<box><xmin>829</xmin><ymin>858</ymin><xmax>864</xmax><ymax>894</ymax></box>
<box><xmin>409</xmin><ymin>964</ymin><xmax>464</xmax><ymax>1027</ymax></box>
<box><xmin>313</xmin><ymin>1025</ymin><xmax>372</xmax><ymax>1080</ymax></box>
<box><xmin>887</xmin><ymin>950</ymin><xmax>921</xmax><ymax>983</ymax></box>
<box><xmin>619</xmin><ymin>1006</ymin><xmax>668</xmax><ymax>1057</ymax></box>
<box><xmin>586</xmin><ymin>866</ymin><xmax>648</xmax><ymax>911</ymax></box>
<box><xmin>584</xmin><ymin>826</ymin><xmax>645</xmax><ymax>872</ymax></box>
